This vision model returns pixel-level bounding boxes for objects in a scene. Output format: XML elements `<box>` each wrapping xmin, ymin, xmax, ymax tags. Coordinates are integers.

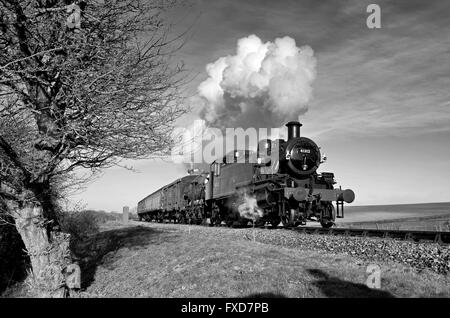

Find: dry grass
<box><xmin>70</xmin><ymin>222</ymin><xmax>450</xmax><ymax>297</ymax></box>
<box><xmin>4</xmin><ymin>221</ymin><xmax>450</xmax><ymax>298</ymax></box>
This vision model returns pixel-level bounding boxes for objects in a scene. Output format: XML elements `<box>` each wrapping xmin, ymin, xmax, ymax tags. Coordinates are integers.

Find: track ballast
<box><xmin>287</xmin><ymin>226</ymin><xmax>450</xmax><ymax>245</ymax></box>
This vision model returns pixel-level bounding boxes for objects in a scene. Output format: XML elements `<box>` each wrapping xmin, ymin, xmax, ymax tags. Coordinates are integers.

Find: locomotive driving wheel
<box><xmin>320</xmin><ymin>220</ymin><xmax>333</xmax><ymax>228</ymax></box>
<box><xmin>320</xmin><ymin>203</ymin><xmax>335</xmax><ymax>229</ymax></box>
<box><xmin>281</xmin><ymin>201</ymin><xmax>295</xmax><ymax>227</ymax></box>
<box><xmin>281</xmin><ymin>210</ymin><xmax>293</xmax><ymax>227</ymax></box>
<box><xmin>269</xmin><ymin>217</ymin><xmax>281</xmax><ymax>228</ymax></box>
<box><xmin>210</xmin><ymin>203</ymin><xmax>222</xmax><ymax>226</ymax></box>
<box><xmin>254</xmin><ymin>218</ymin><xmax>266</xmax><ymax>228</ymax></box>
<box><xmin>225</xmin><ymin>218</ymin><xmax>234</xmax><ymax>227</ymax></box>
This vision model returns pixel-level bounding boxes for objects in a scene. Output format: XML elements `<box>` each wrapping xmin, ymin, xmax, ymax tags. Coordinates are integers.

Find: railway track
<box><xmin>287</xmin><ymin>226</ymin><xmax>450</xmax><ymax>245</ymax></box>
<box><xmin>140</xmin><ymin>219</ymin><xmax>450</xmax><ymax>245</ymax></box>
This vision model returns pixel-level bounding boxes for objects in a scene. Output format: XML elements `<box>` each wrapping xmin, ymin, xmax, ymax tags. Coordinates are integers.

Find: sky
<box><xmin>72</xmin><ymin>0</ymin><xmax>450</xmax><ymax>212</ymax></box>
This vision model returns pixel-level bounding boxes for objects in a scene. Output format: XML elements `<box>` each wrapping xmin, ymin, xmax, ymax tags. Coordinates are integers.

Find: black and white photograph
<box><xmin>1</xmin><ymin>0</ymin><xmax>449</xmax><ymax>305</ymax></box>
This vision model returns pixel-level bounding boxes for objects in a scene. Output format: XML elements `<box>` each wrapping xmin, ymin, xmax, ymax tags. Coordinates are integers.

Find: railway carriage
<box><xmin>137</xmin><ymin>175</ymin><xmax>199</xmax><ymax>222</ymax></box>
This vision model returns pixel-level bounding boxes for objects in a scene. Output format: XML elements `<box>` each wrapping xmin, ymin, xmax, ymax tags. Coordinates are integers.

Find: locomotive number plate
<box><xmin>299</xmin><ymin>149</ymin><xmax>311</xmax><ymax>153</ymax></box>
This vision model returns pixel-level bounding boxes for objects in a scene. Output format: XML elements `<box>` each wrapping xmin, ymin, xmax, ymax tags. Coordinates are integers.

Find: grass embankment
<box><xmin>74</xmin><ymin>222</ymin><xmax>450</xmax><ymax>297</ymax></box>
<box><xmin>4</xmin><ymin>221</ymin><xmax>449</xmax><ymax>298</ymax></box>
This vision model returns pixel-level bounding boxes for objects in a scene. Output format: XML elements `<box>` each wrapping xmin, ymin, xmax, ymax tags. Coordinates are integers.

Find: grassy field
<box><xmin>6</xmin><ymin>220</ymin><xmax>449</xmax><ymax>298</ymax></box>
<box><xmin>337</xmin><ymin>214</ymin><xmax>450</xmax><ymax>231</ymax></box>
<box><xmin>335</xmin><ymin>202</ymin><xmax>450</xmax><ymax>231</ymax></box>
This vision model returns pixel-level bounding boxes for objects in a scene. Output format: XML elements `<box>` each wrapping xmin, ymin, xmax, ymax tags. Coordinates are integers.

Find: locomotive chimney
<box><xmin>286</xmin><ymin>121</ymin><xmax>302</xmax><ymax>140</ymax></box>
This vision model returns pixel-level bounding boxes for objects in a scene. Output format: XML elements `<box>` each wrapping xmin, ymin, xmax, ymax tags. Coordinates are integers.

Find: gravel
<box><xmin>253</xmin><ymin>229</ymin><xmax>450</xmax><ymax>275</ymax></box>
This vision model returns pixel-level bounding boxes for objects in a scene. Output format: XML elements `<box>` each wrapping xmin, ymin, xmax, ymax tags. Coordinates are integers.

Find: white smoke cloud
<box><xmin>198</xmin><ymin>34</ymin><xmax>317</xmax><ymax>129</ymax></box>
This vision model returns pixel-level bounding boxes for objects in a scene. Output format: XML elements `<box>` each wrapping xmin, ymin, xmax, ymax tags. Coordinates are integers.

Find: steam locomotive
<box><xmin>137</xmin><ymin>121</ymin><xmax>355</xmax><ymax>228</ymax></box>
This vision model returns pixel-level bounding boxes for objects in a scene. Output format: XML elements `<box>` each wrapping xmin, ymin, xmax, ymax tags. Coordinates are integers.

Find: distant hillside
<box><xmin>346</xmin><ymin>202</ymin><xmax>450</xmax><ymax>213</ymax></box>
<box><xmin>337</xmin><ymin>202</ymin><xmax>450</xmax><ymax>225</ymax></box>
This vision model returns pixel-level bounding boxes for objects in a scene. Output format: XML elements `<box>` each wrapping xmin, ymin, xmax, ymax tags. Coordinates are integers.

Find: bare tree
<box><xmin>0</xmin><ymin>0</ymin><xmax>187</xmax><ymax>296</ymax></box>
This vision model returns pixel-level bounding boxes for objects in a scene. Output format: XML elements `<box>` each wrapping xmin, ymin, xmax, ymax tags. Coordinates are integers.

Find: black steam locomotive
<box><xmin>137</xmin><ymin>121</ymin><xmax>355</xmax><ymax>228</ymax></box>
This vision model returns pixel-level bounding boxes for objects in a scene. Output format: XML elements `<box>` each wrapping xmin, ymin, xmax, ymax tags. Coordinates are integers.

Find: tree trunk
<box><xmin>11</xmin><ymin>203</ymin><xmax>72</xmax><ymax>297</ymax></box>
<box><xmin>0</xmin><ymin>201</ymin><xmax>30</xmax><ymax>294</ymax></box>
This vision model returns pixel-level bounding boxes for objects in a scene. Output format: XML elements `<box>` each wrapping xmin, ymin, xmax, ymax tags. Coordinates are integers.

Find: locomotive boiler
<box><xmin>137</xmin><ymin>121</ymin><xmax>355</xmax><ymax>228</ymax></box>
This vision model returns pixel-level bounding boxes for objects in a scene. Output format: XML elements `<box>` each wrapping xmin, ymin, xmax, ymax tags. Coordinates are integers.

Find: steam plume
<box><xmin>197</xmin><ymin>34</ymin><xmax>317</xmax><ymax>129</ymax></box>
<box><xmin>237</xmin><ymin>193</ymin><xmax>263</xmax><ymax>221</ymax></box>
